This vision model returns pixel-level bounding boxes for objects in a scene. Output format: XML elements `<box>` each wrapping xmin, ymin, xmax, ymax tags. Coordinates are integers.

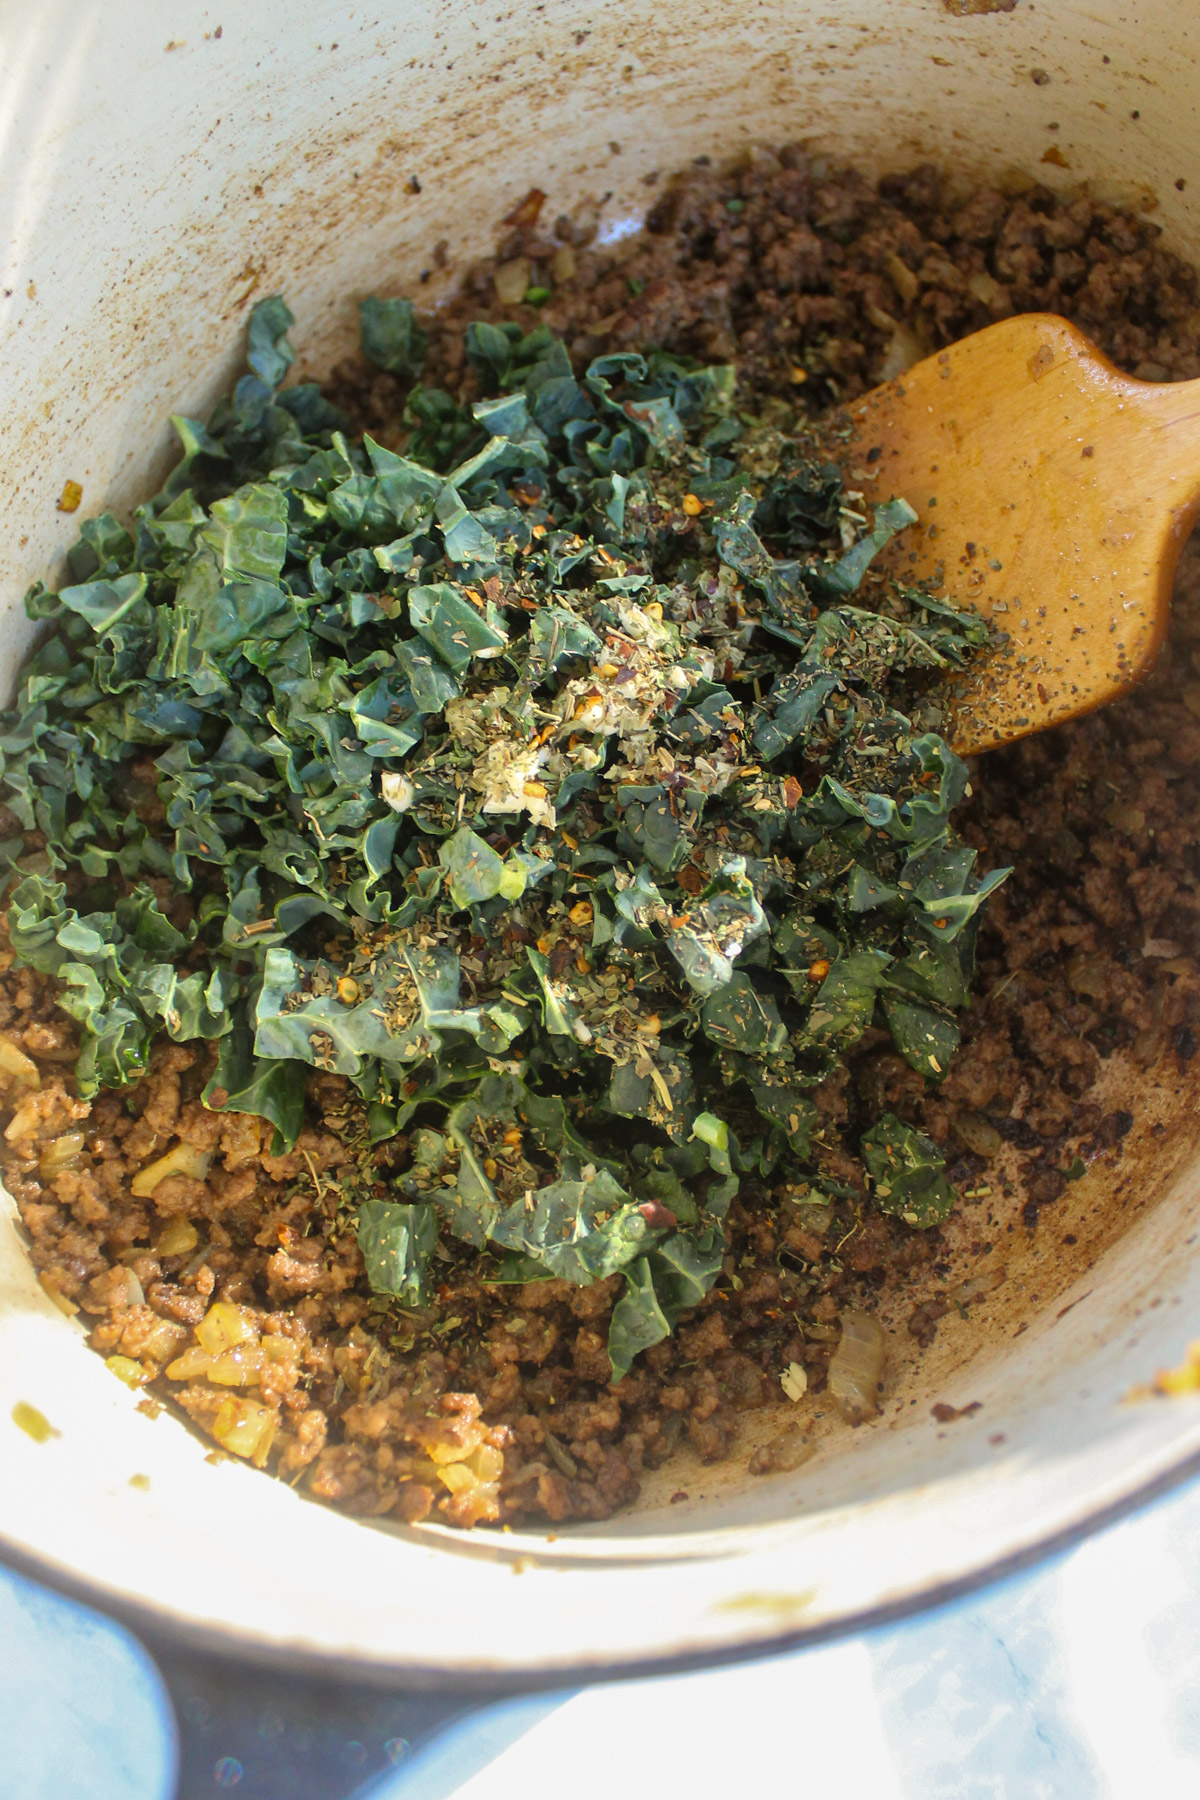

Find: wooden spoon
<box><xmin>841</xmin><ymin>312</ymin><xmax>1200</xmax><ymax>754</ymax></box>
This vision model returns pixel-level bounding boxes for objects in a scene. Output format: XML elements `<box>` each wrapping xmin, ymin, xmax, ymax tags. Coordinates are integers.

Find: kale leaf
<box><xmin>861</xmin><ymin>1114</ymin><xmax>957</xmax><ymax>1227</ymax></box>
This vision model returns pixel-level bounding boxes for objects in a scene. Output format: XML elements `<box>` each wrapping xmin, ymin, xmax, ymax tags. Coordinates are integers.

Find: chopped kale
<box><xmin>0</xmin><ymin>296</ymin><xmax>1009</xmax><ymax>1379</ymax></box>
<box><xmin>356</xmin><ymin>1199</ymin><xmax>438</xmax><ymax>1304</ymax></box>
<box><xmin>861</xmin><ymin>1114</ymin><xmax>957</xmax><ymax>1227</ymax></box>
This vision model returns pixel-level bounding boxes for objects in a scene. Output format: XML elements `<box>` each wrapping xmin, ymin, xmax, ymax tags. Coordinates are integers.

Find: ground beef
<box><xmin>6</xmin><ymin>148</ymin><xmax>1200</xmax><ymax>1528</ymax></box>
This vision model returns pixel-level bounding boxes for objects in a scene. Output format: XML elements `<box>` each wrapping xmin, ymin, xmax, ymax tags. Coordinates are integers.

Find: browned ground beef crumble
<box><xmin>6</xmin><ymin>149</ymin><xmax>1200</xmax><ymax>1527</ymax></box>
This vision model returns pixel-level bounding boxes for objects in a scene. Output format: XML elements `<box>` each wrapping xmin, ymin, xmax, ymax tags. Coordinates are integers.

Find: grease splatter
<box><xmin>11</xmin><ymin>1402</ymin><xmax>60</xmax><ymax>1443</ymax></box>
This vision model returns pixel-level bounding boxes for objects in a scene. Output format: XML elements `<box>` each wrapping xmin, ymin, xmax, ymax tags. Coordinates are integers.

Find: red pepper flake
<box><xmin>57</xmin><ymin>479</ymin><xmax>82</xmax><ymax>513</ymax></box>
<box><xmin>638</xmin><ymin>1201</ymin><xmax>677</xmax><ymax>1230</ymax></box>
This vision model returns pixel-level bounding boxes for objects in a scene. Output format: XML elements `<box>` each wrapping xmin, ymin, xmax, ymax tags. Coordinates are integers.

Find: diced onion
<box><xmin>0</xmin><ymin>1033</ymin><xmax>41</xmax><ymax>1090</ymax></box>
<box><xmin>130</xmin><ymin>1142</ymin><xmax>213</xmax><ymax>1197</ymax></box>
<box><xmin>211</xmin><ymin>1395</ymin><xmax>277</xmax><ymax>1465</ymax></box>
<box><xmin>206</xmin><ymin>1345</ymin><xmax>265</xmax><ymax>1387</ymax></box>
<box><xmin>438</xmin><ymin>1442</ymin><xmax>504</xmax><ymax>1493</ymax></box>
<box><xmin>165</xmin><ymin>1345</ymin><xmax>212</xmax><ymax>1382</ymax></box>
<box><xmin>953</xmin><ymin>1113</ymin><xmax>1002</xmax><ymax>1159</ymax></box>
<box><xmin>437</xmin><ymin>1462</ymin><xmax>478</xmax><ymax>1494</ymax></box>
<box><xmin>39</xmin><ymin>1131</ymin><xmax>86</xmax><ymax>1178</ymax></box>
<box><xmin>155</xmin><ymin>1218</ymin><xmax>199</xmax><ymax>1257</ymax></box>
<box><xmin>195</xmin><ymin>1302</ymin><xmax>258</xmax><ymax>1356</ymax></box>
<box><xmin>828</xmin><ymin>1309</ymin><xmax>887</xmax><ymax>1425</ymax></box>
<box><xmin>422</xmin><ymin>1429</ymin><xmax>483</xmax><ymax>1467</ymax></box>
<box><xmin>877</xmin><ymin>323</ymin><xmax>926</xmax><ymax>382</ymax></box>
<box><xmin>494</xmin><ymin>257</ymin><xmax>531</xmax><ymax>305</ymax></box>
<box><xmin>472</xmin><ymin>1443</ymin><xmax>504</xmax><ymax>1483</ymax></box>
<box><xmin>5</xmin><ymin>1096</ymin><xmax>46</xmax><ymax>1143</ymax></box>
<box><xmin>884</xmin><ymin>251</ymin><xmax>919</xmax><ymax>305</ymax></box>
<box><xmin>967</xmin><ymin>271</ymin><xmax>1001</xmax><ymax>305</ymax></box>
<box><xmin>106</xmin><ymin>1355</ymin><xmax>150</xmax><ymax>1388</ymax></box>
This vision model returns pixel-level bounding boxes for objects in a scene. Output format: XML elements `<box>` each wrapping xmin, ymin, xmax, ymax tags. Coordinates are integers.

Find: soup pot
<box><xmin>2</xmin><ymin>0</ymin><xmax>1200</xmax><ymax>1687</ymax></box>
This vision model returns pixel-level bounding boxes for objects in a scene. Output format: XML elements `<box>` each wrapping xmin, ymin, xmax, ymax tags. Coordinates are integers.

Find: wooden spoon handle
<box><xmin>847</xmin><ymin>315</ymin><xmax>1200</xmax><ymax>754</ymax></box>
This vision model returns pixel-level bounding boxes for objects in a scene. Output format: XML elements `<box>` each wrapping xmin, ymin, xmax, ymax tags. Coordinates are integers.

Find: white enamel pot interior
<box><xmin>3</xmin><ymin>0</ymin><xmax>1200</xmax><ymax>1686</ymax></box>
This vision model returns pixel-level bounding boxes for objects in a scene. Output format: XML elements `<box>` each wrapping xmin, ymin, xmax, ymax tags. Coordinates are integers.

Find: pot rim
<box><xmin>4</xmin><ymin>1439</ymin><xmax>1199</xmax><ymax>1692</ymax></box>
